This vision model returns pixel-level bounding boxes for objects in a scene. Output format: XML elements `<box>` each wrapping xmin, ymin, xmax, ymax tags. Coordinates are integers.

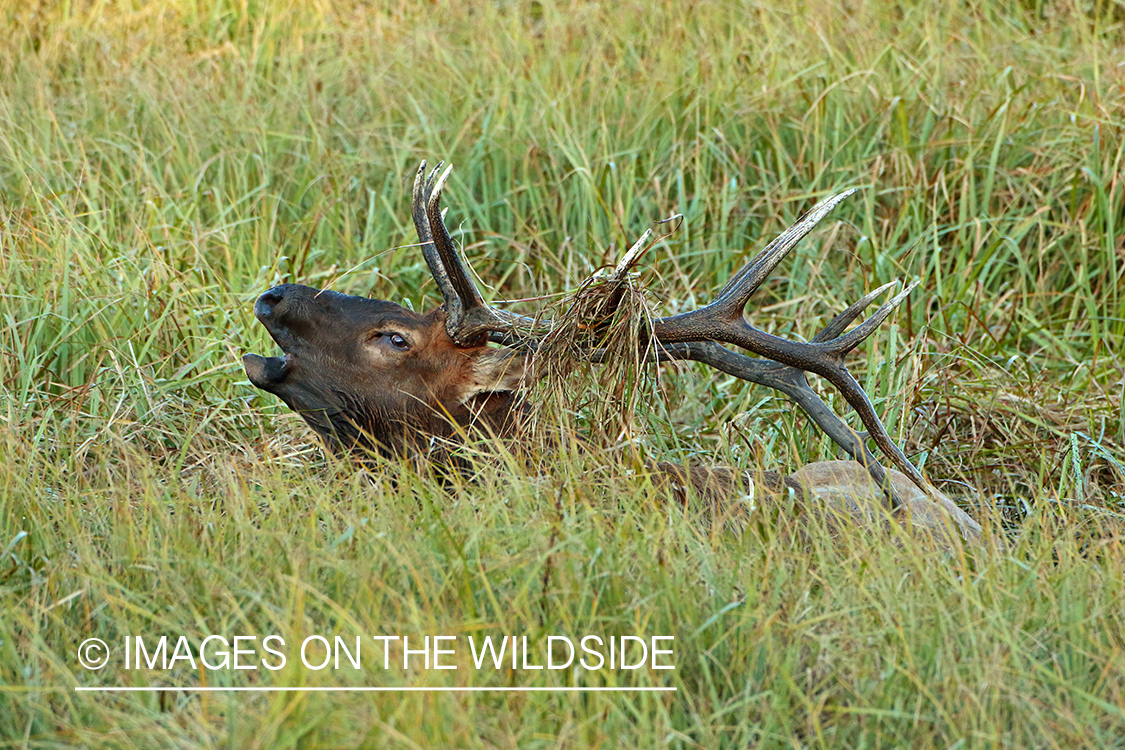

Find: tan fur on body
<box><xmin>656</xmin><ymin>461</ymin><xmax>983</xmax><ymax>546</ymax></box>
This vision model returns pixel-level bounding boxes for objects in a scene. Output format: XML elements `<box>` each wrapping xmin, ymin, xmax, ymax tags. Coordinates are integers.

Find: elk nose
<box><xmin>254</xmin><ymin>286</ymin><xmax>288</xmax><ymax>320</ymax></box>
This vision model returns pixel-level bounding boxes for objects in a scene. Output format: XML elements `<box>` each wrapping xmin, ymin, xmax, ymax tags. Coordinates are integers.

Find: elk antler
<box><xmin>412</xmin><ymin>162</ymin><xmax>544</xmax><ymax>346</ymax></box>
<box><xmin>410</xmin><ymin>160</ymin><xmax>935</xmax><ymax>508</ymax></box>
<box><xmin>644</xmin><ymin>192</ymin><xmax>931</xmax><ymax>503</ymax></box>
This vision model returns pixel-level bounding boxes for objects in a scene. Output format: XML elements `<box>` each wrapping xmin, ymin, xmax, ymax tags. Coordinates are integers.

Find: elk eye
<box><xmin>388</xmin><ymin>333</ymin><xmax>409</xmax><ymax>350</ymax></box>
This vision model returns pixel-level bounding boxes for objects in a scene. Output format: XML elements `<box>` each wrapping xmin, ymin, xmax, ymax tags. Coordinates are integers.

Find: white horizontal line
<box><xmin>75</xmin><ymin>686</ymin><xmax>676</xmax><ymax>693</ymax></box>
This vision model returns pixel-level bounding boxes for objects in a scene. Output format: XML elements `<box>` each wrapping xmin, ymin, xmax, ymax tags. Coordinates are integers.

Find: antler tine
<box><xmin>710</xmin><ymin>189</ymin><xmax>858</xmax><ymax>308</ymax></box>
<box><xmin>424</xmin><ymin>163</ymin><xmax>489</xmax><ymax>343</ymax></box>
<box><xmin>811</xmin><ymin>280</ymin><xmax>898</xmax><ymax>343</ymax></box>
<box><xmin>412</xmin><ymin>161</ymin><xmax>461</xmax><ymax>315</ymax></box>
<box><xmin>649</xmin><ymin>191</ymin><xmax>935</xmax><ymax>505</ymax></box>
<box><xmin>829</xmin><ymin>280</ymin><xmax>918</xmax><ymax>353</ymax></box>
<box><xmin>413</xmin><ymin>161</ymin><xmax>543</xmax><ymax>347</ymax></box>
<box><xmin>818</xmin><ymin>357</ymin><xmax>930</xmax><ymax>501</ymax></box>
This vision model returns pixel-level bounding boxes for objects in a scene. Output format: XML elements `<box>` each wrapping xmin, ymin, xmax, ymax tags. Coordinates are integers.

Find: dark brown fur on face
<box><xmin>243</xmin><ymin>284</ymin><xmax>526</xmax><ymax>461</ymax></box>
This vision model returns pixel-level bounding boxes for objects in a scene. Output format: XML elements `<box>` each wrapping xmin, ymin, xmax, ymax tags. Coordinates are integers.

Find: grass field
<box><xmin>2</xmin><ymin>0</ymin><xmax>1124</xmax><ymax>747</ymax></box>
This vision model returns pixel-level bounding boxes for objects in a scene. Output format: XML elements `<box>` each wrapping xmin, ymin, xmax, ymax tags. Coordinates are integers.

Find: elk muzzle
<box><xmin>242</xmin><ymin>284</ymin><xmax>310</xmax><ymax>389</ymax></box>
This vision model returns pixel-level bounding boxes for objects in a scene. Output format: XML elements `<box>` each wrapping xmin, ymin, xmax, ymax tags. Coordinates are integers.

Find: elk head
<box><xmin>245</xmin><ymin>161</ymin><xmax>936</xmax><ymax>510</ymax></box>
<box><xmin>242</xmin><ymin>285</ymin><xmax>526</xmax><ymax>460</ymax></box>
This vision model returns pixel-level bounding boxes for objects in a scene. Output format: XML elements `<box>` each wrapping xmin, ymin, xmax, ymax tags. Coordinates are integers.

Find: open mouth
<box><xmin>244</xmin><ymin>286</ymin><xmax>302</xmax><ymax>389</ymax></box>
<box><xmin>243</xmin><ymin>351</ymin><xmax>293</xmax><ymax>389</ymax></box>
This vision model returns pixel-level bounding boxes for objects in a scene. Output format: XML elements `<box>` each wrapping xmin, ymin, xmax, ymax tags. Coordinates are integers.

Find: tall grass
<box><xmin>1</xmin><ymin>1</ymin><xmax>1123</xmax><ymax>747</ymax></box>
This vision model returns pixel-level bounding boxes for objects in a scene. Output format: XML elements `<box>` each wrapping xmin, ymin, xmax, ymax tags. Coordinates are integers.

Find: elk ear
<box><xmin>464</xmin><ymin>348</ymin><xmax>527</xmax><ymax>401</ymax></box>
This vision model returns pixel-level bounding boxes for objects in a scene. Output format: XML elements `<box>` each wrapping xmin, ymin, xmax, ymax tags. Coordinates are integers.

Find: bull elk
<box><xmin>244</xmin><ymin>161</ymin><xmax>982</xmax><ymax>543</ymax></box>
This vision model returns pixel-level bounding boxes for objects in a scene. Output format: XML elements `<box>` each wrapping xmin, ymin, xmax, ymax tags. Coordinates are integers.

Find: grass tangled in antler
<box><xmin>525</xmin><ymin>249</ymin><xmax>660</xmax><ymax>457</ymax></box>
